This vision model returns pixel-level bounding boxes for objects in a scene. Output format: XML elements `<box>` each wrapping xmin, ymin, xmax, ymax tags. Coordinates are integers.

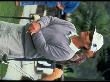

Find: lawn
<box><xmin>0</xmin><ymin>1</ymin><xmax>23</xmax><ymax>23</ymax></box>
<box><xmin>0</xmin><ymin>1</ymin><xmax>23</xmax><ymax>79</ymax></box>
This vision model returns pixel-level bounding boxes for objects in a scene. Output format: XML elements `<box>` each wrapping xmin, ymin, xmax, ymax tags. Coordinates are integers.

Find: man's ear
<box><xmin>90</xmin><ymin>52</ymin><xmax>96</xmax><ymax>58</ymax></box>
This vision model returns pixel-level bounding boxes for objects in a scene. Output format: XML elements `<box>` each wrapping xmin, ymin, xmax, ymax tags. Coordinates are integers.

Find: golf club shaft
<box><xmin>0</xmin><ymin>16</ymin><xmax>33</xmax><ymax>20</ymax></box>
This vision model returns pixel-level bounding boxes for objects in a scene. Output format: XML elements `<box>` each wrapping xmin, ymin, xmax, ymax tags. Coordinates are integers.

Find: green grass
<box><xmin>0</xmin><ymin>63</ymin><xmax>8</xmax><ymax>79</ymax></box>
<box><xmin>0</xmin><ymin>1</ymin><xmax>23</xmax><ymax>23</ymax></box>
<box><xmin>0</xmin><ymin>1</ymin><xmax>23</xmax><ymax>79</ymax></box>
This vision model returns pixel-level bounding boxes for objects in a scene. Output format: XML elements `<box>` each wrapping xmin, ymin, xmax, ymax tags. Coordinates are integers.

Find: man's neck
<box><xmin>71</xmin><ymin>36</ymin><xmax>82</xmax><ymax>48</ymax></box>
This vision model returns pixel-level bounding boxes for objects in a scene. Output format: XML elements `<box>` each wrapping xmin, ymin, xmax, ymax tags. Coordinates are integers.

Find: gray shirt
<box><xmin>25</xmin><ymin>16</ymin><xmax>78</xmax><ymax>61</ymax></box>
<box><xmin>0</xmin><ymin>16</ymin><xmax>78</xmax><ymax>61</ymax></box>
<box><xmin>0</xmin><ymin>21</ymin><xmax>24</xmax><ymax>59</ymax></box>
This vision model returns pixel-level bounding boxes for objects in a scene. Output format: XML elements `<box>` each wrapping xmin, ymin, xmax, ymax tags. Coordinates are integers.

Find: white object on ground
<box><xmin>38</xmin><ymin>61</ymin><xmax>51</xmax><ymax>66</ymax></box>
<box><xmin>19</xmin><ymin>5</ymin><xmax>38</xmax><ymax>25</ymax></box>
<box><xmin>22</xmin><ymin>61</ymin><xmax>39</xmax><ymax>80</ymax></box>
<box><xmin>2</xmin><ymin>60</ymin><xmax>22</xmax><ymax>80</ymax></box>
<box><xmin>37</xmin><ymin>67</ymin><xmax>53</xmax><ymax>75</ymax></box>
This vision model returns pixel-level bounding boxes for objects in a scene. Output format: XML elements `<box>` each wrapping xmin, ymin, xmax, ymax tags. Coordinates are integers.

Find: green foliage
<box><xmin>0</xmin><ymin>64</ymin><xmax>8</xmax><ymax>79</ymax></box>
<box><xmin>71</xmin><ymin>1</ymin><xmax>110</xmax><ymax>36</ymax></box>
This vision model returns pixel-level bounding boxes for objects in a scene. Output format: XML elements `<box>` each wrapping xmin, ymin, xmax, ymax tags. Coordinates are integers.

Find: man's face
<box><xmin>79</xmin><ymin>31</ymin><xmax>92</xmax><ymax>50</ymax></box>
<box><xmin>79</xmin><ymin>31</ymin><xmax>96</xmax><ymax>58</ymax></box>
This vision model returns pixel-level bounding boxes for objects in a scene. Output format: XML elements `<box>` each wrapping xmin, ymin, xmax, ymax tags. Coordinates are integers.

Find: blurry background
<box><xmin>0</xmin><ymin>1</ymin><xmax>110</xmax><ymax>80</ymax></box>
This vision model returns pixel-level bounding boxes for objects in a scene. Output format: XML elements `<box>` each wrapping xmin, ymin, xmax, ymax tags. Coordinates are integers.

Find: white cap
<box><xmin>90</xmin><ymin>29</ymin><xmax>104</xmax><ymax>52</ymax></box>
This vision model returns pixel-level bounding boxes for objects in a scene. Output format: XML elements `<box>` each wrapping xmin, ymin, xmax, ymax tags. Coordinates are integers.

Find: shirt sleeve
<box><xmin>32</xmin><ymin>31</ymin><xmax>72</xmax><ymax>61</ymax></box>
<box><xmin>32</xmin><ymin>16</ymin><xmax>76</xmax><ymax>61</ymax></box>
<box><xmin>38</xmin><ymin>16</ymin><xmax>75</xmax><ymax>29</ymax></box>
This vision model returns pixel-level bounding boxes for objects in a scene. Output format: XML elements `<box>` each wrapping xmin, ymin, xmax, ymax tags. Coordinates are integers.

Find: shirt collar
<box><xmin>69</xmin><ymin>40</ymin><xmax>80</xmax><ymax>53</ymax></box>
<box><xmin>68</xmin><ymin>31</ymin><xmax>80</xmax><ymax>53</ymax></box>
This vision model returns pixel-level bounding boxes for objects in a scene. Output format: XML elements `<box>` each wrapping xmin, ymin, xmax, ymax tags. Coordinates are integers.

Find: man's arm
<box><xmin>27</xmin><ymin>16</ymin><xmax>74</xmax><ymax>61</ymax></box>
<box><xmin>27</xmin><ymin>16</ymin><xmax>76</xmax><ymax>35</ymax></box>
<box><xmin>38</xmin><ymin>16</ymin><xmax>75</xmax><ymax>29</ymax></box>
<box><xmin>32</xmin><ymin>31</ymin><xmax>71</xmax><ymax>61</ymax></box>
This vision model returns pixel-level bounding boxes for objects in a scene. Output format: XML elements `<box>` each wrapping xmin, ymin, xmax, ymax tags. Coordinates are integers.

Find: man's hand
<box><xmin>71</xmin><ymin>49</ymin><xmax>95</xmax><ymax>65</ymax></box>
<box><xmin>56</xmin><ymin>2</ymin><xmax>64</xmax><ymax>10</ymax></box>
<box><xmin>70</xmin><ymin>50</ymin><xmax>87</xmax><ymax>65</ymax></box>
<box><xmin>27</xmin><ymin>22</ymin><xmax>41</xmax><ymax>35</ymax></box>
<box><xmin>52</xmin><ymin>68</ymin><xmax>63</xmax><ymax>79</ymax></box>
<box><xmin>42</xmin><ymin>68</ymin><xmax>63</xmax><ymax>81</ymax></box>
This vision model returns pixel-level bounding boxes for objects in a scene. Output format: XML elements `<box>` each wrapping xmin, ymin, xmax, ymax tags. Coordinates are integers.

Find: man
<box><xmin>0</xmin><ymin>16</ymin><xmax>103</xmax><ymax>80</ymax></box>
<box><xmin>24</xmin><ymin>15</ymin><xmax>103</xmax><ymax>81</ymax></box>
